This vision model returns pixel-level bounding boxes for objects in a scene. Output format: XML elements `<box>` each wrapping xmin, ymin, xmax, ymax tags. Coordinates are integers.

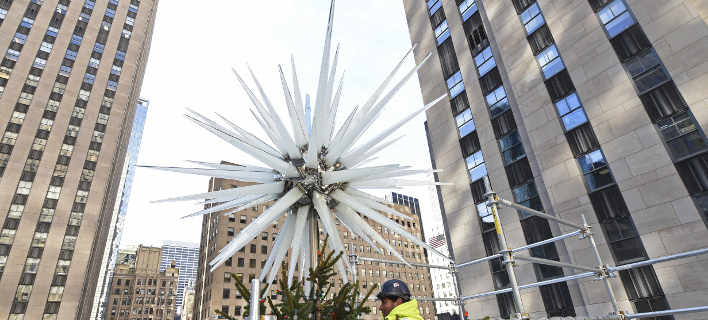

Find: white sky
<box><xmin>120</xmin><ymin>1</ymin><xmax>445</xmax><ymax>247</ymax></box>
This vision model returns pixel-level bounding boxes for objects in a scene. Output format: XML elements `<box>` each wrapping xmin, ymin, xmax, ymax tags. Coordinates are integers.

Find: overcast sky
<box><xmin>119</xmin><ymin>1</ymin><xmax>445</xmax><ymax>247</ymax></box>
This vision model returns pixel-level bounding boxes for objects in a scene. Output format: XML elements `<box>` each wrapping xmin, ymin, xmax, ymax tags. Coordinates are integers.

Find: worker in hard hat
<box><xmin>376</xmin><ymin>279</ymin><xmax>423</xmax><ymax>320</ymax></box>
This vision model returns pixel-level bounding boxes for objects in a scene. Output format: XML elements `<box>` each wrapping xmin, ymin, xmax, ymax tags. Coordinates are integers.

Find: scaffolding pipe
<box><xmin>484</xmin><ymin>177</ymin><xmax>526</xmax><ymax>317</ymax></box>
<box><xmin>455</xmin><ymin>231</ymin><xmax>582</xmax><ymax>269</ymax></box>
<box><xmin>511</xmin><ymin>230</ymin><xmax>583</xmax><ymax>254</ymax></box>
<box><xmin>513</xmin><ymin>254</ymin><xmax>601</xmax><ymax>273</ymax></box>
<box><xmin>499</xmin><ymin>198</ymin><xmax>588</xmax><ymax>232</ymax></box>
<box><xmin>625</xmin><ymin>305</ymin><xmax>708</xmax><ymax>318</ymax></box>
<box><xmin>357</xmin><ymin>256</ymin><xmax>449</xmax><ymax>269</ymax></box>
<box><xmin>448</xmin><ymin>264</ymin><xmax>465</xmax><ymax>318</ymax></box>
<box><xmin>460</xmin><ymin>272</ymin><xmax>596</xmax><ymax>302</ymax></box>
<box><xmin>581</xmin><ymin>214</ymin><xmax>620</xmax><ymax>314</ymax></box>
<box><xmin>610</xmin><ymin>247</ymin><xmax>708</xmax><ymax>272</ymax></box>
<box><xmin>456</xmin><ymin>253</ymin><xmax>502</xmax><ymax>268</ymax></box>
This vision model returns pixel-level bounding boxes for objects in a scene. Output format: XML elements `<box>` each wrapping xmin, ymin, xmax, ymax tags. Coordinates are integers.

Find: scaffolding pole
<box><xmin>609</xmin><ymin>247</ymin><xmax>708</xmax><ymax>272</ymax></box>
<box><xmin>455</xmin><ymin>230</ymin><xmax>582</xmax><ymax>269</ymax></box>
<box><xmin>513</xmin><ymin>254</ymin><xmax>601</xmax><ymax>273</ymax></box>
<box><xmin>498</xmin><ymin>198</ymin><xmax>588</xmax><ymax>232</ymax></box>
<box><xmin>581</xmin><ymin>214</ymin><xmax>620</xmax><ymax>314</ymax></box>
<box><xmin>460</xmin><ymin>272</ymin><xmax>597</xmax><ymax>301</ymax></box>
<box><xmin>626</xmin><ymin>305</ymin><xmax>708</xmax><ymax>318</ymax></box>
<box><xmin>512</xmin><ymin>230</ymin><xmax>582</xmax><ymax>253</ymax></box>
<box><xmin>448</xmin><ymin>263</ymin><xmax>465</xmax><ymax>319</ymax></box>
<box><xmin>455</xmin><ymin>253</ymin><xmax>502</xmax><ymax>269</ymax></box>
<box><xmin>484</xmin><ymin>177</ymin><xmax>526</xmax><ymax>319</ymax></box>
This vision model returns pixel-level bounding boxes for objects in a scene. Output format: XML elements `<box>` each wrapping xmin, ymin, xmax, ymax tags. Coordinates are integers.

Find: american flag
<box><xmin>429</xmin><ymin>234</ymin><xmax>446</xmax><ymax>248</ymax></box>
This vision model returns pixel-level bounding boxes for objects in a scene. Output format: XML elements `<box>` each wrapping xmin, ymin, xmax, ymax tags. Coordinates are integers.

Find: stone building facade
<box><xmin>105</xmin><ymin>246</ymin><xmax>179</xmax><ymax>320</ymax></box>
<box><xmin>0</xmin><ymin>0</ymin><xmax>159</xmax><ymax>319</ymax></box>
<box><xmin>403</xmin><ymin>0</ymin><xmax>708</xmax><ymax>318</ymax></box>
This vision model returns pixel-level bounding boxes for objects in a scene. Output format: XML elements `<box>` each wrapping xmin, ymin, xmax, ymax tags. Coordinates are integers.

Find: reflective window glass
<box><xmin>520</xmin><ymin>3</ymin><xmax>544</xmax><ymax>34</ymax></box>
<box><xmin>536</xmin><ymin>44</ymin><xmax>564</xmax><ymax>78</ymax></box>
<box><xmin>598</xmin><ymin>0</ymin><xmax>634</xmax><ymax>37</ymax></box>
<box><xmin>474</xmin><ymin>47</ymin><xmax>496</xmax><ymax>76</ymax></box>
<box><xmin>458</xmin><ymin>0</ymin><xmax>477</xmax><ymax>21</ymax></box>
<box><xmin>435</xmin><ymin>20</ymin><xmax>450</xmax><ymax>45</ymax></box>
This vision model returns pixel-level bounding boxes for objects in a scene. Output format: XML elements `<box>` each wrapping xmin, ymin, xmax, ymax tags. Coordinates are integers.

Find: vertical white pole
<box><xmin>250</xmin><ymin>279</ymin><xmax>261</xmax><ymax>320</ymax></box>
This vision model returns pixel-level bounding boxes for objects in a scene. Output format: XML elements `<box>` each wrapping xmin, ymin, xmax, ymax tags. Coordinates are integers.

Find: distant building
<box><xmin>193</xmin><ymin>173</ymin><xmax>437</xmax><ymax>320</ymax></box>
<box><xmin>160</xmin><ymin>240</ymin><xmax>199</xmax><ymax>317</ymax></box>
<box><xmin>106</xmin><ymin>246</ymin><xmax>179</xmax><ymax>320</ymax></box>
<box><xmin>181</xmin><ymin>279</ymin><xmax>196</xmax><ymax>320</ymax></box>
<box><xmin>93</xmin><ymin>98</ymin><xmax>150</xmax><ymax>320</ymax></box>
<box><xmin>389</xmin><ymin>192</ymin><xmax>422</xmax><ymax>217</ymax></box>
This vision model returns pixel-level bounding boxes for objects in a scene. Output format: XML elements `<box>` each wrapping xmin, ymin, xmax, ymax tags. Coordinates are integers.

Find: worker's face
<box><xmin>379</xmin><ymin>297</ymin><xmax>403</xmax><ymax>318</ymax></box>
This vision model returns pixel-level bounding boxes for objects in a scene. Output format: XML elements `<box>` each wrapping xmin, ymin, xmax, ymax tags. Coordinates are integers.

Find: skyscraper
<box><xmin>92</xmin><ymin>98</ymin><xmax>149</xmax><ymax>320</ymax></box>
<box><xmin>0</xmin><ymin>0</ymin><xmax>159</xmax><ymax>318</ymax></box>
<box><xmin>403</xmin><ymin>0</ymin><xmax>708</xmax><ymax>318</ymax></box>
<box><xmin>160</xmin><ymin>240</ymin><xmax>199</xmax><ymax>318</ymax></box>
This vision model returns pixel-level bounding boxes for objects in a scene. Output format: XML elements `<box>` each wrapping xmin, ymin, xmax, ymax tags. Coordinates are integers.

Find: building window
<box><xmin>458</xmin><ymin>0</ymin><xmax>477</xmax><ymax>21</ymax></box>
<box><xmin>536</xmin><ymin>44</ymin><xmax>564</xmax><ymax>79</ymax></box>
<box><xmin>227</xmin><ymin>227</ymin><xmax>234</xmax><ymax>236</ymax></box>
<box><xmin>434</xmin><ymin>20</ymin><xmax>450</xmax><ymax>45</ymax></box>
<box><xmin>446</xmin><ymin>71</ymin><xmax>465</xmax><ymax>98</ymax></box>
<box><xmin>656</xmin><ymin>112</ymin><xmax>707</xmax><ymax>161</ymax></box>
<box><xmin>555</xmin><ymin>93</ymin><xmax>588</xmax><ymax>131</ymax></box>
<box><xmin>578</xmin><ymin>150</ymin><xmax>614</xmax><ymax>191</ymax></box>
<box><xmin>513</xmin><ymin>181</ymin><xmax>543</xmax><ymax>217</ymax></box>
<box><xmin>237</xmin><ymin>258</ymin><xmax>244</xmax><ymax>267</ymax></box>
<box><xmin>499</xmin><ymin>131</ymin><xmax>525</xmax><ymax>165</ymax></box>
<box><xmin>486</xmin><ymin>86</ymin><xmax>510</xmax><ymax>118</ymax></box>
<box><xmin>520</xmin><ymin>3</ymin><xmax>544</xmax><ymax>34</ymax></box>
<box><xmin>540</xmin><ymin>283</ymin><xmax>576</xmax><ymax>317</ymax></box>
<box><xmin>222</xmin><ymin>288</ymin><xmax>230</xmax><ymax>299</ymax></box>
<box><xmin>619</xmin><ymin>266</ymin><xmax>670</xmax><ymax>316</ymax></box>
<box><xmin>24</xmin><ymin>258</ymin><xmax>40</xmax><ymax>273</ymax></box>
<box><xmin>261</xmin><ymin>246</ymin><xmax>267</xmax><ymax>254</ymax></box>
<box><xmin>474</xmin><ymin>47</ymin><xmax>495</xmax><ymax>76</ymax></box>
<box><xmin>466</xmin><ymin>150</ymin><xmax>487</xmax><ymax>183</ymax></box>
<box><xmin>603</xmin><ymin>217</ymin><xmax>645</xmax><ymax>263</ymax></box>
<box><xmin>15</xmin><ymin>285</ymin><xmax>32</xmax><ymax>301</ymax></box>
<box><xmin>598</xmin><ymin>0</ymin><xmax>634</xmax><ymax>38</ymax></box>
<box><xmin>31</xmin><ymin>232</ymin><xmax>48</xmax><ymax>247</ymax></box>
<box><xmin>477</xmin><ymin>203</ymin><xmax>494</xmax><ymax>232</ymax></box>
<box><xmin>625</xmin><ymin>50</ymin><xmax>669</xmax><ymax>95</ymax></box>
<box><xmin>455</xmin><ymin>109</ymin><xmax>475</xmax><ymax>138</ymax></box>
<box><xmin>427</xmin><ymin>0</ymin><xmax>442</xmax><ymax>15</ymax></box>
<box><xmin>262</xmin><ymin>232</ymin><xmax>268</xmax><ymax>240</ymax></box>
<box><xmin>224</xmin><ymin>273</ymin><xmax>231</xmax><ymax>282</ymax></box>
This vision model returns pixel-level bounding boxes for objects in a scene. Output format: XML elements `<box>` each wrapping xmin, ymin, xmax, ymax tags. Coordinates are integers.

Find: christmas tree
<box><xmin>217</xmin><ymin>236</ymin><xmax>378</xmax><ymax>320</ymax></box>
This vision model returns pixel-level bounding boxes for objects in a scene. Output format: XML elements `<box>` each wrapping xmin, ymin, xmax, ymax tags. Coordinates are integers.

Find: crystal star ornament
<box><xmin>146</xmin><ymin>0</ymin><xmax>450</xmax><ymax>291</ymax></box>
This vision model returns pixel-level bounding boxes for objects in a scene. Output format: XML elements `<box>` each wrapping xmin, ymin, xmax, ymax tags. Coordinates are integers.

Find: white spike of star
<box><xmin>151</xmin><ymin>0</ymin><xmax>450</xmax><ymax>287</ymax></box>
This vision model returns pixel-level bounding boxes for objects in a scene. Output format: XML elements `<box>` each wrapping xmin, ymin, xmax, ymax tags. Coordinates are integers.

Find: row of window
<box><xmin>3</xmin><ymin>1</ymin><xmax>141</xmax><ymax>318</ymax></box>
<box><xmin>515</xmin><ymin>0</ymin><xmax>675</xmax><ymax>317</ymax></box>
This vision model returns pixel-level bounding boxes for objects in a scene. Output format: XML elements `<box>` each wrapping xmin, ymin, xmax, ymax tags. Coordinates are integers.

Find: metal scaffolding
<box><xmin>249</xmin><ymin>176</ymin><xmax>708</xmax><ymax>320</ymax></box>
